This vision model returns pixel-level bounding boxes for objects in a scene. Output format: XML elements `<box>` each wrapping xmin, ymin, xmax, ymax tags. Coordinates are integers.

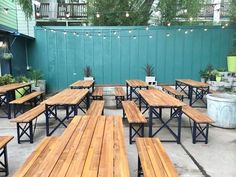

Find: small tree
<box><xmin>87</xmin><ymin>0</ymin><xmax>153</xmax><ymax>25</ymax></box>
<box><xmin>229</xmin><ymin>0</ymin><xmax>236</xmax><ymax>23</ymax></box>
<box><xmin>17</xmin><ymin>0</ymin><xmax>33</xmax><ymax>19</ymax></box>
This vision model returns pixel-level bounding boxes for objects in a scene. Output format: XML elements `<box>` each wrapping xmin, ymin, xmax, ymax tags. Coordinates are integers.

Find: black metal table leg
<box><xmin>148</xmin><ymin>106</ymin><xmax>153</xmax><ymax>137</ymax></box>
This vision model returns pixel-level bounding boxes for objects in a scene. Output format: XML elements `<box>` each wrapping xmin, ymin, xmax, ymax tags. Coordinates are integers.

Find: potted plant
<box><xmin>83</xmin><ymin>66</ymin><xmax>93</xmax><ymax>80</ymax></box>
<box><xmin>227</xmin><ymin>34</ymin><xmax>236</xmax><ymax>72</ymax></box>
<box><xmin>199</xmin><ymin>69</ymin><xmax>208</xmax><ymax>83</ymax></box>
<box><xmin>1</xmin><ymin>52</ymin><xmax>13</xmax><ymax>60</ymax></box>
<box><xmin>28</xmin><ymin>69</ymin><xmax>43</xmax><ymax>92</ymax></box>
<box><xmin>143</xmin><ymin>64</ymin><xmax>156</xmax><ymax>83</ymax></box>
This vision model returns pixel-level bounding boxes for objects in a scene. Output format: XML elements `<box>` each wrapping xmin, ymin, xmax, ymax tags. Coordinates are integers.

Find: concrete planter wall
<box><xmin>207</xmin><ymin>94</ymin><xmax>236</xmax><ymax>128</ymax></box>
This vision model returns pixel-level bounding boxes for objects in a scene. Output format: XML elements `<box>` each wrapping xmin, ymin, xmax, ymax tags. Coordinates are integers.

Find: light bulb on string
<box><xmin>96</xmin><ymin>12</ymin><xmax>100</xmax><ymax>18</ymax></box>
<box><xmin>178</xmin><ymin>28</ymin><xmax>181</xmax><ymax>32</ymax></box>
<box><xmin>73</xmin><ymin>32</ymin><xmax>77</xmax><ymax>35</ymax></box>
<box><xmin>189</xmin><ymin>17</ymin><xmax>193</xmax><ymax>21</ymax></box>
<box><xmin>225</xmin><ymin>23</ymin><xmax>229</xmax><ymax>27</ymax></box>
<box><xmin>113</xmin><ymin>31</ymin><xmax>117</xmax><ymax>35</ymax></box>
<box><xmin>44</xmin><ymin>28</ymin><xmax>47</xmax><ymax>31</ymax></box>
<box><xmin>76</xmin><ymin>33</ymin><xmax>79</xmax><ymax>37</ymax></box>
<box><xmin>204</xmin><ymin>28</ymin><xmax>208</xmax><ymax>32</ymax></box>
<box><xmin>133</xmin><ymin>36</ymin><xmax>136</xmax><ymax>39</ymax></box>
<box><xmin>98</xmin><ymin>32</ymin><xmax>101</xmax><ymax>36</ymax></box>
<box><xmin>145</xmin><ymin>26</ymin><xmax>149</xmax><ymax>31</ymax></box>
<box><xmin>190</xmin><ymin>29</ymin><xmax>193</xmax><ymax>32</ymax></box>
<box><xmin>66</xmin><ymin>12</ymin><xmax>70</xmax><ymax>18</ymax></box>
<box><xmin>149</xmin><ymin>35</ymin><xmax>153</xmax><ymax>39</ymax></box>
<box><xmin>185</xmin><ymin>31</ymin><xmax>188</xmax><ymax>34</ymax></box>
<box><xmin>117</xmin><ymin>35</ymin><xmax>120</xmax><ymax>39</ymax></box>
<box><xmin>125</xmin><ymin>11</ymin><xmax>129</xmax><ymax>17</ymax></box>
<box><xmin>167</xmin><ymin>23</ymin><xmax>171</xmax><ymax>27</ymax></box>
<box><xmin>36</xmin><ymin>11</ymin><xmax>40</xmax><ymax>17</ymax></box>
<box><xmin>103</xmin><ymin>35</ymin><xmax>106</xmax><ymax>39</ymax></box>
<box><xmin>64</xmin><ymin>31</ymin><xmax>67</xmax><ymax>35</ymax></box>
<box><xmin>86</xmin><ymin>32</ymin><xmax>89</xmax><ymax>37</ymax></box>
<box><xmin>128</xmin><ymin>30</ymin><xmax>132</xmax><ymax>34</ymax></box>
<box><xmin>166</xmin><ymin>33</ymin><xmax>170</xmax><ymax>37</ymax></box>
<box><xmin>222</xmin><ymin>26</ymin><xmax>225</xmax><ymax>29</ymax></box>
<box><xmin>89</xmin><ymin>35</ymin><xmax>92</xmax><ymax>39</ymax></box>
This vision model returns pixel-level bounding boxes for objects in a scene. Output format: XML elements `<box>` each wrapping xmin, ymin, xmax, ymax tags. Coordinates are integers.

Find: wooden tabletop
<box><xmin>139</xmin><ymin>89</ymin><xmax>186</xmax><ymax>107</ymax></box>
<box><xmin>0</xmin><ymin>136</ymin><xmax>14</xmax><ymax>149</ymax></box>
<box><xmin>0</xmin><ymin>83</ymin><xmax>31</xmax><ymax>94</ymax></box>
<box><xmin>43</xmin><ymin>89</ymin><xmax>88</xmax><ymax>105</ymax></box>
<box><xmin>176</xmin><ymin>79</ymin><xmax>209</xmax><ymax>88</ymax></box>
<box><xmin>70</xmin><ymin>80</ymin><xmax>94</xmax><ymax>88</ymax></box>
<box><xmin>126</xmin><ymin>80</ymin><xmax>149</xmax><ymax>87</ymax></box>
<box><xmin>14</xmin><ymin>115</ymin><xmax>130</xmax><ymax>177</ymax></box>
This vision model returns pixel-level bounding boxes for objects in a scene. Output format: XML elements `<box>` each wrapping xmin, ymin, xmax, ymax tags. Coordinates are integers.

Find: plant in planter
<box><xmin>1</xmin><ymin>52</ymin><xmax>13</xmax><ymax>60</ymax></box>
<box><xmin>143</xmin><ymin>64</ymin><xmax>156</xmax><ymax>83</ymax></box>
<box><xmin>27</xmin><ymin>69</ymin><xmax>43</xmax><ymax>92</ymax></box>
<box><xmin>0</xmin><ymin>74</ymin><xmax>15</xmax><ymax>86</ymax></box>
<box><xmin>83</xmin><ymin>66</ymin><xmax>93</xmax><ymax>80</ymax></box>
<box><xmin>199</xmin><ymin>69</ymin><xmax>208</xmax><ymax>83</ymax></box>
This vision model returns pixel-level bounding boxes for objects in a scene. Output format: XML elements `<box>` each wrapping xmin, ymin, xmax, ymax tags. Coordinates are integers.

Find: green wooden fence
<box><xmin>28</xmin><ymin>26</ymin><xmax>235</xmax><ymax>92</ymax></box>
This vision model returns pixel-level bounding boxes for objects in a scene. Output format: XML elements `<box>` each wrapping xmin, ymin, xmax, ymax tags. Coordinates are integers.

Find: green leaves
<box><xmin>17</xmin><ymin>0</ymin><xmax>33</xmax><ymax>18</ymax></box>
<box><xmin>87</xmin><ymin>0</ymin><xmax>152</xmax><ymax>25</ymax></box>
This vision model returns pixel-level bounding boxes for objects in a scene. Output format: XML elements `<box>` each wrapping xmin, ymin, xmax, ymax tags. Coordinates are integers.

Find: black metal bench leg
<box><xmin>129</xmin><ymin>124</ymin><xmax>132</xmax><ymax>145</ymax></box>
<box><xmin>205</xmin><ymin>124</ymin><xmax>209</xmax><ymax>144</ymax></box>
<box><xmin>4</xmin><ymin>147</ymin><xmax>9</xmax><ymax>176</ymax></box>
<box><xmin>138</xmin><ymin>156</ymin><xmax>142</xmax><ymax>177</ymax></box>
<box><xmin>17</xmin><ymin>123</ymin><xmax>20</xmax><ymax>144</ymax></box>
<box><xmin>192</xmin><ymin>122</ymin><xmax>197</xmax><ymax>144</ymax></box>
<box><xmin>29</xmin><ymin>121</ymin><xmax>33</xmax><ymax>144</ymax></box>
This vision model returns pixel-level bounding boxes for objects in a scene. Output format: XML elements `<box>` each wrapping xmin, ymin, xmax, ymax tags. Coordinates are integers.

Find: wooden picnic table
<box><xmin>175</xmin><ymin>79</ymin><xmax>209</xmax><ymax>108</ymax></box>
<box><xmin>70</xmin><ymin>80</ymin><xmax>95</xmax><ymax>92</ymax></box>
<box><xmin>126</xmin><ymin>80</ymin><xmax>149</xmax><ymax>101</ymax></box>
<box><xmin>43</xmin><ymin>89</ymin><xmax>90</xmax><ymax>136</ymax></box>
<box><xmin>0</xmin><ymin>83</ymin><xmax>31</xmax><ymax>118</ymax></box>
<box><xmin>13</xmin><ymin>115</ymin><xmax>130</xmax><ymax>177</ymax></box>
<box><xmin>139</xmin><ymin>89</ymin><xmax>186</xmax><ymax>143</ymax></box>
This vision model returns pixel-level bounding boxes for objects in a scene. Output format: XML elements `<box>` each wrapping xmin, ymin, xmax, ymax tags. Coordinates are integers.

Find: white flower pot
<box><xmin>145</xmin><ymin>76</ymin><xmax>155</xmax><ymax>83</ymax></box>
<box><xmin>84</xmin><ymin>77</ymin><xmax>94</xmax><ymax>81</ymax></box>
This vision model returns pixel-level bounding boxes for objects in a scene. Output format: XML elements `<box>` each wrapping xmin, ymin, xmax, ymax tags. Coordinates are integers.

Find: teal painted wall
<box><xmin>28</xmin><ymin>26</ymin><xmax>236</xmax><ymax>92</ymax></box>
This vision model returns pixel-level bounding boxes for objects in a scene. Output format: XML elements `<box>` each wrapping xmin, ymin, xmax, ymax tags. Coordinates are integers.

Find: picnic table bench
<box><xmin>162</xmin><ymin>86</ymin><xmax>184</xmax><ymax>101</ymax></box>
<box><xmin>122</xmin><ymin>101</ymin><xmax>147</xmax><ymax>144</ymax></box>
<box><xmin>9</xmin><ymin>91</ymin><xmax>43</xmax><ymax>118</ymax></box>
<box><xmin>13</xmin><ymin>115</ymin><xmax>130</xmax><ymax>177</ymax></box>
<box><xmin>0</xmin><ymin>83</ymin><xmax>31</xmax><ymax>119</ymax></box>
<box><xmin>11</xmin><ymin>104</ymin><xmax>45</xmax><ymax>144</ymax></box>
<box><xmin>92</xmin><ymin>87</ymin><xmax>103</xmax><ymax>100</ymax></box>
<box><xmin>70</xmin><ymin>80</ymin><xmax>95</xmax><ymax>93</ymax></box>
<box><xmin>115</xmin><ymin>87</ymin><xmax>125</xmax><ymax>108</ymax></box>
<box><xmin>0</xmin><ymin>136</ymin><xmax>14</xmax><ymax>176</ymax></box>
<box><xmin>182</xmin><ymin>105</ymin><xmax>213</xmax><ymax>144</ymax></box>
<box><xmin>86</xmin><ymin>100</ymin><xmax>104</xmax><ymax>116</ymax></box>
<box><xmin>136</xmin><ymin>137</ymin><xmax>179</xmax><ymax>177</ymax></box>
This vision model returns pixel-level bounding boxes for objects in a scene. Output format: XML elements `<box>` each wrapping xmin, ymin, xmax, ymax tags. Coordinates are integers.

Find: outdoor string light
<box><xmin>66</xmin><ymin>12</ymin><xmax>70</xmax><ymax>18</ymax></box>
<box><xmin>96</xmin><ymin>12</ymin><xmax>100</xmax><ymax>18</ymax></box>
<box><xmin>125</xmin><ymin>11</ymin><xmax>129</xmax><ymax>17</ymax></box>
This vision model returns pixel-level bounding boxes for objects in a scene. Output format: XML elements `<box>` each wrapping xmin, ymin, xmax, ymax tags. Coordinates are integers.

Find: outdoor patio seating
<box><xmin>86</xmin><ymin>100</ymin><xmax>105</xmax><ymax>116</ymax></box>
<box><xmin>114</xmin><ymin>87</ymin><xmax>125</xmax><ymax>108</ymax></box>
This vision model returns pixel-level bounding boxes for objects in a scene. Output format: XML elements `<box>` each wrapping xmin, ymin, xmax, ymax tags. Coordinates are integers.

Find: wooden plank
<box><xmin>113</xmin><ymin>116</ymin><xmax>130</xmax><ymax>177</ymax></box>
<box><xmin>0</xmin><ymin>83</ymin><xmax>31</xmax><ymax>93</ymax></box>
<box><xmin>49</xmin><ymin>117</ymin><xmax>90</xmax><ymax>177</ymax></box>
<box><xmin>98</xmin><ymin>116</ymin><xmax>114</xmax><ymax>177</ymax></box>
<box><xmin>0</xmin><ymin>136</ymin><xmax>14</xmax><ymax>149</ymax></box>
<box><xmin>176</xmin><ymin>79</ymin><xmax>209</xmax><ymax>88</ymax></box>
<box><xmin>92</xmin><ymin>87</ymin><xmax>103</xmax><ymax>97</ymax></box>
<box><xmin>139</xmin><ymin>90</ymin><xmax>186</xmax><ymax>107</ymax></box>
<box><xmin>162</xmin><ymin>86</ymin><xmax>184</xmax><ymax>97</ymax></box>
<box><xmin>13</xmin><ymin>137</ymin><xmax>57</xmax><ymax>177</ymax></box>
<box><xmin>65</xmin><ymin>115</ymin><xmax>100</xmax><ymax>177</ymax></box>
<box><xmin>70</xmin><ymin>80</ymin><xmax>94</xmax><ymax>88</ymax></box>
<box><xmin>136</xmin><ymin>138</ymin><xmax>179</xmax><ymax>177</ymax></box>
<box><xmin>86</xmin><ymin>100</ymin><xmax>104</xmax><ymax>116</ymax></box>
<box><xmin>182</xmin><ymin>105</ymin><xmax>213</xmax><ymax>124</ymax></box>
<box><xmin>10</xmin><ymin>104</ymin><xmax>45</xmax><ymax>123</ymax></box>
<box><xmin>10</xmin><ymin>91</ymin><xmax>43</xmax><ymax>104</ymax></box>
<box><xmin>115</xmin><ymin>87</ymin><xmax>125</xmax><ymax>97</ymax></box>
<box><xmin>44</xmin><ymin>89</ymin><xmax>88</xmax><ymax>105</ymax></box>
<box><xmin>122</xmin><ymin>101</ymin><xmax>147</xmax><ymax>123</ymax></box>
<box><xmin>32</xmin><ymin>116</ymin><xmax>84</xmax><ymax>177</ymax></box>
<box><xmin>81</xmin><ymin>116</ymin><xmax>106</xmax><ymax>177</ymax></box>
<box><xmin>126</xmin><ymin>80</ymin><xmax>148</xmax><ymax>87</ymax></box>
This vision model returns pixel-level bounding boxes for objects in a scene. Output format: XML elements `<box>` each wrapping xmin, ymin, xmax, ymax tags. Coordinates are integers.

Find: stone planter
<box><xmin>207</xmin><ymin>93</ymin><xmax>236</xmax><ymax>128</ymax></box>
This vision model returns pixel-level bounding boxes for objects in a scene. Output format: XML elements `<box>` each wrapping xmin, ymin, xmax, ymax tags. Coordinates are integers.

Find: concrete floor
<box><xmin>0</xmin><ymin>96</ymin><xmax>236</xmax><ymax>177</ymax></box>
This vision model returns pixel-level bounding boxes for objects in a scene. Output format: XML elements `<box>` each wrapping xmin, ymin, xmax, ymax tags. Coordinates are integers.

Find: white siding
<box><xmin>16</xmin><ymin>5</ymin><xmax>35</xmax><ymax>37</ymax></box>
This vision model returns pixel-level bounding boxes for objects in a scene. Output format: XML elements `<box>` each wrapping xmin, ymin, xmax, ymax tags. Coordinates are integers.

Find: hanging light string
<box><xmin>39</xmin><ymin>23</ymin><xmax>229</xmax><ymax>39</ymax></box>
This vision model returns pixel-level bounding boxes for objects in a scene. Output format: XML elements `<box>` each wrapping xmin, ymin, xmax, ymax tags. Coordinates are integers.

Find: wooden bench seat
<box><xmin>92</xmin><ymin>87</ymin><xmax>103</xmax><ymax>100</ymax></box>
<box><xmin>11</xmin><ymin>104</ymin><xmax>45</xmax><ymax>144</ymax></box>
<box><xmin>13</xmin><ymin>136</ymin><xmax>58</xmax><ymax>177</ymax></box>
<box><xmin>86</xmin><ymin>100</ymin><xmax>105</xmax><ymax>116</ymax></box>
<box><xmin>182</xmin><ymin>105</ymin><xmax>213</xmax><ymax>144</ymax></box>
<box><xmin>0</xmin><ymin>136</ymin><xmax>14</xmax><ymax>176</ymax></box>
<box><xmin>162</xmin><ymin>86</ymin><xmax>184</xmax><ymax>101</ymax></box>
<box><xmin>122</xmin><ymin>101</ymin><xmax>147</xmax><ymax>144</ymax></box>
<box><xmin>115</xmin><ymin>87</ymin><xmax>125</xmax><ymax>108</ymax></box>
<box><xmin>9</xmin><ymin>91</ymin><xmax>43</xmax><ymax>118</ymax></box>
<box><xmin>136</xmin><ymin>137</ymin><xmax>179</xmax><ymax>177</ymax></box>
